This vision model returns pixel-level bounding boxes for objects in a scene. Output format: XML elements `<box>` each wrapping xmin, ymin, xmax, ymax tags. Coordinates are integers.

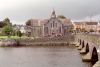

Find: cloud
<box><xmin>0</xmin><ymin>0</ymin><xmax>100</xmax><ymax>24</ymax></box>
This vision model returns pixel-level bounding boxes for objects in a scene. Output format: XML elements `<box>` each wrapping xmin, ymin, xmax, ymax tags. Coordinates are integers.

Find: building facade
<box><xmin>73</xmin><ymin>21</ymin><xmax>99</xmax><ymax>32</ymax></box>
<box><xmin>31</xmin><ymin>9</ymin><xmax>74</xmax><ymax>37</ymax></box>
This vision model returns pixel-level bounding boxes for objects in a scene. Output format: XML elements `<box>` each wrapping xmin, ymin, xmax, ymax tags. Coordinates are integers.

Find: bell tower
<box><xmin>51</xmin><ymin>7</ymin><xmax>56</xmax><ymax>19</ymax></box>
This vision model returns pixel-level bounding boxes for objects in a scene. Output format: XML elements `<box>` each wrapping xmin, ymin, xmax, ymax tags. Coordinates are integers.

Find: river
<box><xmin>0</xmin><ymin>45</ymin><xmax>92</xmax><ymax>67</ymax></box>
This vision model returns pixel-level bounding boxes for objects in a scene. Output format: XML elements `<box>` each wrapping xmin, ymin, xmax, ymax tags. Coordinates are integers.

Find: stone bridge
<box><xmin>75</xmin><ymin>34</ymin><xmax>100</xmax><ymax>67</ymax></box>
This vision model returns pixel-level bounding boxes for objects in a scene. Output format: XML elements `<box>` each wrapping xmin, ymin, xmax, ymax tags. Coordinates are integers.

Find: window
<box><xmin>59</xmin><ymin>27</ymin><xmax>61</xmax><ymax>33</ymax></box>
<box><xmin>53</xmin><ymin>21</ymin><xmax>54</xmax><ymax>27</ymax></box>
<box><xmin>34</xmin><ymin>28</ymin><xmax>36</xmax><ymax>32</ymax></box>
<box><xmin>47</xmin><ymin>27</ymin><xmax>48</xmax><ymax>33</ymax></box>
<box><xmin>51</xmin><ymin>23</ymin><xmax>52</xmax><ymax>27</ymax></box>
<box><xmin>56</xmin><ymin>23</ymin><xmax>57</xmax><ymax>27</ymax></box>
<box><xmin>38</xmin><ymin>29</ymin><xmax>39</xmax><ymax>36</ymax></box>
<box><xmin>40</xmin><ymin>28</ymin><xmax>42</xmax><ymax>35</ymax></box>
<box><xmin>64</xmin><ymin>29</ymin><xmax>66</xmax><ymax>35</ymax></box>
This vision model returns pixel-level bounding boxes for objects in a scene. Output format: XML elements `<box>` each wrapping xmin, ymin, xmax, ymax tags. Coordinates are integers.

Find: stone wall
<box><xmin>17</xmin><ymin>34</ymin><xmax>75</xmax><ymax>46</ymax></box>
<box><xmin>75</xmin><ymin>33</ymin><xmax>100</xmax><ymax>45</ymax></box>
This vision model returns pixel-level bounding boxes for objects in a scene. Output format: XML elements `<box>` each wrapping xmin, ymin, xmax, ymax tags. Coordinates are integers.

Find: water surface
<box><xmin>0</xmin><ymin>46</ymin><xmax>91</xmax><ymax>67</ymax></box>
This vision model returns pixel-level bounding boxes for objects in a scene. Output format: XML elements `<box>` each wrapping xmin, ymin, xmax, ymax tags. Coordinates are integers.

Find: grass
<box><xmin>0</xmin><ymin>36</ymin><xmax>28</xmax><ymax>39</ymax></box>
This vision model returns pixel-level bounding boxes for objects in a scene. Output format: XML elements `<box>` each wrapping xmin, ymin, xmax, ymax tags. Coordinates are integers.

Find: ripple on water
<box><xmin>0</xmin><ymin>46</ymin><xmax>92</xmax><ymax>67</ymax></box>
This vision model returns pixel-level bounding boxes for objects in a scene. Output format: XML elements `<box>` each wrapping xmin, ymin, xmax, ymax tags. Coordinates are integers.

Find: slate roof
<box><xmin>31</xmin><ymin>19</ymin><xmax>49</xmax><ymax>26</ymax></box>
<box><xmin>85</xmin><ymin>21</ymin><xmax>98</xmax><ymax>25</ymax></box>
<box><xmin>31</xmin><ymin>18</ymin><xmax>73</xmax><ymax>27</ymax></box>
<box><xmin>74</xmin><ymin>22</ymin><xmax>85</xmax><ymax>25</ymax></box>
<box><xmin>59</xmin><ymin>19</ymin><xmax>72</xmax><ymax>26</ymax></box>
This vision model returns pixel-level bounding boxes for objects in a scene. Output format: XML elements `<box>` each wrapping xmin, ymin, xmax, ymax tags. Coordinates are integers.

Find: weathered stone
<box><xmin>78</xmin><ymin>45</ymin><xmax>82</xmax><ymax>50</ymax></box>
<box><xmin>80</xmin><ymin>47</ymin><xmax>86</xmax><ymax>54</ymax></box>
<box><xmin>75</xmin><ymin>42</ymin><xmax>80</xmax><ymax>47</ymax></box>
<box><xmin>82</xmin><ymin>52</ymin><xmax>91</xmax><ymax>62</ymax></box>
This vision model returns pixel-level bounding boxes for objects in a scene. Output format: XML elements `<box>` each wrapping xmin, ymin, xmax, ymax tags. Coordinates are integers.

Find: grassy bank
<box><xmin>0</xmin><ymin>36</ymin><xmax>28</xmax><ymax>39</ymax></box>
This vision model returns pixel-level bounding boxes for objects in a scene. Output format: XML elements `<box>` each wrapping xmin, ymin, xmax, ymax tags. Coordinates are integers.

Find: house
<box><xmin>73</xmin><ymin>20</ymin><xmax>99</xmax><ymax>32</ymax></box>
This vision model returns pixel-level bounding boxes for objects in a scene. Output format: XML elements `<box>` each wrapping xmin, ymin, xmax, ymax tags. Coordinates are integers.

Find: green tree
<box><xmin>12</xmin><ymin>30</ymin><xmax>16</xmax><ymax>36</ymax></box>
<box><xmin>3</xmin><ymin>18</ymin><xmax>10</xmax><ymax>23</ymax></box>
<box><xmin>89</xmin><ymin>29</ymin><xmax>94</xmax><ymax>33</ymax></box>
<box><xmin>68</xmin><ymin>28</ymin><xmax>73</xmax><ymax>33</ymax></box>
<box><xmin>12</xmin><ymin>24</ymin><xmax>16</xmax><ymax>27</ymax></box>
<box><xmin>18</xmin><ymin>31</ymin><xmax>22</xmax><ymax>37</ymax></box>
<box><xmin>98</xmin><ymin>30</ymin><xmax>100</xmax><ymax>33</ymax></box>
<box><xmin>2</xmin><ymin>23</ymin><xmax>13</xmax><ymax>38</ymax></box>
<box><xmin>15</xmin><ymin>30</ymin><xmax>20</xmax><ymax>36</ymax></box>
<box><xmin>0</xmin><ymin>21</ymin><xmax>7</xmax><ymax>28</ymax></box>
<box><xmin>25</xmin><ymin>19</ymin><xmax>31</xmax><ymax>26</ymax></box>
<box><xmin>57</xmin><ymin>15</ymin><xmax>66</xmax><ymax>19</ymax></box>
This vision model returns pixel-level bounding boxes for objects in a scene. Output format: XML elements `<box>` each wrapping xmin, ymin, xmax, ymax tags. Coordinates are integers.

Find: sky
<box><xmin>0</xmin><ymin>0</ymin><xmax>100</xmax><ymax>24</ymax></box>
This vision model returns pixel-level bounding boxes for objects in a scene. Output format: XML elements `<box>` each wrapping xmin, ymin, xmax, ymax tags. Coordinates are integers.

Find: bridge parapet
<box><xmin>75</xmin><ymin>34</ymin><xmax>100</xmax><ymax>67</ymax></box>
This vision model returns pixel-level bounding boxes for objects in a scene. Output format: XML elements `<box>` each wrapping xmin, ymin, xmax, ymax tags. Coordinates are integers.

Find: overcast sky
<box><xmin>0</xmin><ymin>0</ymin><xmax>100</xmax><ymax>24</ymax></box>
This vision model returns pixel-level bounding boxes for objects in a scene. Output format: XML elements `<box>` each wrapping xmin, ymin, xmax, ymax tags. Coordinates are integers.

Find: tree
<box><xmin>57</xmin><ymin>15</ymin><xmax>66</xmax><ymax>19</ymax></box>
<box><xmin>68</xmin><ymin>28</ymin><xmax>73</xmax><ymax>33</ymax></box>
<box><xmin>98</xmin><ymin>30</ymin><xmax>100</xmax><ymax>33</ymax></box>
<box><xmin>12</xmin><ymin>30</ymin><xmax>16</xmax><ymax>36</ymax></box>
<box><xmin>0</xmin><ymin>21</ymin><xmax>7</xmax><ymax>28</ymax></box>
<box><xmin>3</xmin><ymin>18</ymin><xmax>10</xmax><ymax>23</ymax></box>
<box><xmin>18</xmin><ymin>31</ymin><xmax>22</xmax><ymax>37</ymax></box>
<box><xmin>15</xmin><ymin>30</ymin><xmax>20</xmax><ymax>36</ymax></box>
<box><xmin>25</xmin><ymin>19</ymin><xmax>31</xmax><ymax>26</ymax></box>
<box><xmin>2</xmin><ymin>23</ymin><xmax>13</xmax><ymax>38</ymax></box>
<box><xmin>12</xmin><ymin>24</ymin><xmax>16</xmax><ymax>27</ymax></box>
<box><xmin>89</xmin><ymin>29</ymin><xmax>94</xmax><ymax>33</ymax></box>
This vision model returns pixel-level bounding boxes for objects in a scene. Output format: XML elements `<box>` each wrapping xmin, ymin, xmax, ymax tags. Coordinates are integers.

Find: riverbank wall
<box><xmin>0</xmin><ymin>34</ymin><xmax>75</xmax><ymax>46</ymax></box>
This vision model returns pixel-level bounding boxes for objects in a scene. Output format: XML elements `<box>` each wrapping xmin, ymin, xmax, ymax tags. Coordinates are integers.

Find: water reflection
<box><xmin>0</xmin><ymin>46</ymin><xmax>91</xmax><ymax>67</ymax></box>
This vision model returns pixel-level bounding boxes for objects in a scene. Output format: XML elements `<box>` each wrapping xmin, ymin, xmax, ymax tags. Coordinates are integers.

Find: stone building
<box><xmin>12</xmin><ymin>25</ymin><xmax>32</xmax><ymax>36</ymax></box>
<box><xmin>31</xmin><ymin>9</ymin><xmax>74</xmax><ymax>37</ymax></box>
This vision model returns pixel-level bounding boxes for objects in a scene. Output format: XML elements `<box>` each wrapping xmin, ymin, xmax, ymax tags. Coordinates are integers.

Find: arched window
<box><xmin>59</xmin><ymin>27</ymin><xmax>61</xmax><ymax>33</ymax></box>
<box><xmin>47</xmin><ymin>27</ymin><xmax>48</xmax><ymax>33</ymax></box>
<box><xmin>53</xmin><ymin>21</ymin><xmax>54</xmax><ymax>27</ymax></box>
<box><xmin>34</xmin><ymin>28</ymin><xmax>36</xmax><ymax>32</ymax></box>
<box><xmin>56</xmin><ymin>23</ymin><xmax>57</xmax><ymax>27</ymax></box>
<box><xmin>38</xmin><ymin>29</ymin><xmax>39</xmax><ymax>36</ymax></box>
<box><xmin>40</xmin><ymin>28</ymin><xmax>42</xmax><ymax>35</ymax></box>
<box><xmin>51</xmin><ymin>23</ymin><xmax>52</xmax><ymax>27</ymax></box>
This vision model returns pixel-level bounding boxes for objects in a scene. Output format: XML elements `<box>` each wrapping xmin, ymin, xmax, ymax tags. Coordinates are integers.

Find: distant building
<box><xmin>74</xmin><ymin>21</ymin><xmax>85</xmax><ymax>30</ymax></box>
<box><xmin>85</xmin><ymin>21</ymin><xmax>98</xmax><ymax>31</ymax></box>
<box><xmin>30</xmin><ymin>9</ymin><xmax>74</xmax><ymax>37</ymax></box>
<box><xmin>12</xmin><ymin>25</ymin><xmax>26</xmax><ymax>33</ymax></box>
<box><xmin>73</xmin><ymin>21</ymin><xmax>99</xmax><ymax>32</ymax></box>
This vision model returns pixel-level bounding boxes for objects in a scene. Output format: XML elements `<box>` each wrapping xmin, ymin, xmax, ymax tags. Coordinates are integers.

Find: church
<box><xmin>30</xmin><ymin>9</ymin><xmax>74</xmax><ymax>37</ymax></box>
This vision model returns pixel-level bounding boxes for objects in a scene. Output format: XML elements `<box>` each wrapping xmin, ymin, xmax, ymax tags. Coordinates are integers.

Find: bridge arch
<box><xmin>82</xmin><ymin>40</ymin><xmax>84</xmax><ymax>48</ymax></box>
<box><xmin>78</xmin><ymin>39</ymin><xmax>79</xmax><ymax>42</ymax></box>
<box><xmin>86</xmin><ymin>43</ymin><xmax>89</xmax><ymax>53</ymax></box>
<box><xmin>80</xmin><ymin>39</ymin><xmax>81</xmax><ymax>45</ymax></box>
<box><xmin>91</xmin><ymin>47</ymin><xmax>98</xmax><ymax>62</ymax></box>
